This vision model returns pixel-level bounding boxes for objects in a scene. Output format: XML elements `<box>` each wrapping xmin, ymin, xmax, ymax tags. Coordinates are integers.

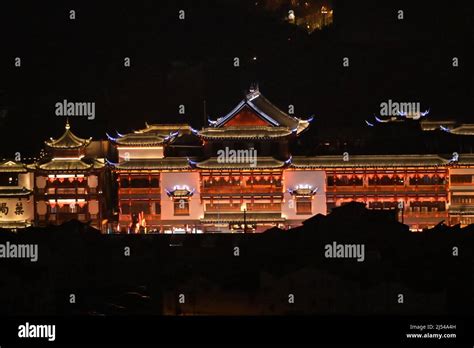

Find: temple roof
<box><xmin>421</xmin><ymin>120</ymin><xmax>474</xmax><ymax>135</ymax></box>
<box><xmin>45</xmin><ymin>121</ymin><xmax>92</xmax><ymax>149</ymax></box>
<box><xmin>30</xmin><ymin>159</ymin><xmax>104</xmax><ymax>173</ymax></box>
<box><xmin>111</xmin><ymin>158</ymin><xmax>192</xmax><ymax>171</ymax></box>
<box><xmin>0</xmin><ymin>187</ymin><xmax>33</xmax><ymax>198</ymax></box>
<box><xmin>111</xmin><ymin>124</ymin><xmax>193</xmax><ymax>146</ymax></box>
<box><xmin>197</xmin><ymin>126</ymin><xmax>293</xmax><ymax>139</ymax></box>
<box><xmin>0</xmin><ymin>220</ymin><xmax>32</xmax><ymax>229</ymax></box>
<box><xmin>291</xmin><ymin>155</ymin><xmax>450</xmax><ymax>168</ymax></box>
<box><xmin>194</xmin><ymin>156</ymin><xmax>286</xmax><ymax>169</ymax></box>
<box><xmin>165</xmin><ymin>186</ymin><xmax>195</xmax><ymax>197</ymax></box>
<box><xmin>113</xmin><ymin>133</ymin><xmax>169</xmax><ymax>146</ymax></box>
<box><xmin>420</xmin><ymin>120</ymin><xmax>457</xmax><ymax>131</ymax></box>
<box><xmin>208</xmin><ymin>87</ymin><xmax>311</xmax><ymax>135</ymax></box>
<box><xmin>141</xmin><ymin>123</ymin><xmax>192</xmax><ymax>133</ymax></box>
<box><xmin>0</xmin><ymin>161</ymin><xmax>28</xmax><ymax>173</ymax></box>
<box><xmin>456</xmin><ymin>154</ymin><xmax>474</xmax><ymax>165</ymax></box>
<box><xmin>447</xmin><ymin>124</ymin><xmax>474</xmax><ymax>135</ymax></box>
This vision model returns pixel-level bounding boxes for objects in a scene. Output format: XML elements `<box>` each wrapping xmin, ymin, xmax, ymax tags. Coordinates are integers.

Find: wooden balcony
<box><xmin>119</xmin><ymin>188</ymin><xmax>161</xmax><ymax>195</ymax></box>
<box><xmin>145</xmin><ymin>214</ymin><xmax>161</xmax><ymax>221</ymax></box>
<box><xmin>205</xmin><ymin>205</ymin><xmax>241</xmax><ymax>212</ymax></box>
<box><xmin>247</xmin><ymin>203</ymin><xmax>281</xmax><ymax>212</ymax></box>
<box><xmin>205</xmin><ymin>203</ymin><xmax>281</xmax><ymax>212</ymax></box>
<box><xmin>48</xmin><ymin>213</ymin><xmax>88</xmax><ymax>222</ymax></box>
<box><xmin>202</xmin><ymin>186</ymin><xmax>283</xmax><ymax>194</ymax></box>
<box><xmin>402</xmin><ymin>212</ymin><xmax>448</xmax><ymax>219</ymax></box>
<box><xmin>327</xmin><ymin>185</ymin><xmax>447</xmax><ymax>194</ymax></box>
<box><xmin>119</xmin><ymin>214</ymin><xmax>161</xmax><ymax>221</ymax></box>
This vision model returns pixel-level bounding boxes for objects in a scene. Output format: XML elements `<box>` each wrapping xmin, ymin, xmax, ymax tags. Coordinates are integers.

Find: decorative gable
<box><xmin>223</xmin><ymin>105</ymin><xmax>272</xmax><ymax>127</ymax></box>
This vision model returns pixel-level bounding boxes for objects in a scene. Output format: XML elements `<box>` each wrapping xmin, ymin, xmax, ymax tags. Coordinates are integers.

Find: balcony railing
<box><xmin>205</xmin><ymin>203</ymin><xmax>281</xmax><ymax>212</ymax></box>
<box><xmin>48</xmin><ymin>213</ymin><xmax>88</xmax><ymax>221</ymax></box>
<box><xmin>145</xmin><ymin>214</ymin><xmax>161</xmax><ymax>220</ymax></box>
<box><xmin>43</xmin><ymin>188</ymin><xmax>88</xmax><ymax>195</ymax></box>
<box><xmin>205</xmin><ymin>205</ymin><xmax>241</xmax><ymax>212</ymax></box>
<box><xmin>247</xmin><ymin>203</ymin><xmax>281</xmax><ymax>212</ymax></box>
<box><xmin>327</xmin><ymin>185</ymin><xmax>447</xmax><ymax>193</ymax></box>
<box><xmin>202</xmin><ymin>187</ymin><xmax>283</xmax><ymax>194</ymax></box>
<box><xmin>119</xmin><ymin>188</ymin><xmax>161</xmax><ymax>195</ymax></box>
<box><xmin>402</xmin><ymin>212</ymin><xmax>448</xmax><ymax>218</ymax></box>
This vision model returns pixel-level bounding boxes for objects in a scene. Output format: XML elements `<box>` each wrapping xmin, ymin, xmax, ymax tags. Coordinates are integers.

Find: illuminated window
<box><xmin>451</xmin><ymin>175</ymin><xmax>472</xmax><ymax>184</ymax></box>
<box><xmin>131</xmin><ymin>202</ymin><xmax>150</xmax><ymax>214</ymax></box>
<box><xmin>174</xmin><ymin>198</ymin><xmax>190</xmax><ymax>216</ymax></box>
<box><xmin>296</xmin><ymin>197</ymin><xmax>312</xmax><ymax>215</ymax></box>
<box><xmin>154</xmin><ymin>202</ymin><xmax>161</xmax><ymax>215</ymax></box>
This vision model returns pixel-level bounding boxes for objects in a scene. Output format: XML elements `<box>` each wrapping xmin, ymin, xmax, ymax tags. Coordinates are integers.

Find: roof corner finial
<box><xmin>246</xmin><ymin>83</ymin><xmax>260</xmax><ymax>101</ymax></box>
<box><xmin>249</xmin><ymin>82</ymin><xmax>259</xmax><ymax>93</ymax></box>
<box><xmin>65</xmin><ymin>118</ymin><xmax>71</xmax><ymax>130</ymax></box>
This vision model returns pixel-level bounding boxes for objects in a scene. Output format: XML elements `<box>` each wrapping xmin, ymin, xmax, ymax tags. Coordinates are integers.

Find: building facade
<box><xmin>2</xmin><ymin>89</ymin><xmax>474</xmax><ymax>232</ymax></box>
<box><xmin>0</xmin><ymin>161</ymin><xmax>35</xmax><ymax>229</ymax></box>
<box><xmin>105</xmin><ymin>88</ymin><xmax>474</xmax><ymax>233</ymax></box>
<box><xmin>29</xmin><ymin>121</ymin><xmax>107</xmax><ymax>230</ymax></box>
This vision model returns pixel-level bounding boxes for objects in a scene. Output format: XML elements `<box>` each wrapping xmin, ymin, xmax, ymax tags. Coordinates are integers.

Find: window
<box><xmin>126</xmin><ymin>202</ymin><xmax>151</xmax><ymax>214</ymax></box>
<box><xmin>327</xmin><ymin>176</ymin><xmax>335</xmax><ymax>186</ymax></box>
<box><xmin>368</xmin><ymin>201</ymin><xmax>399</xmax><ymax>210</ymax></box>
<box><xmin>121</xmin><ymin>203</ymin><xmax>130</xmax><ymax>214</ymax></box>
<box><xmin>154</xmin><ymin>202</ymin><xmax>161</xmax><ymax>215</ymax></box>
<box><xmin>451</xmin><ymin>175</ymin><xmax>473</xmax><ymax>184</ymax></box>
<box><xmin>174</xmin><ymin>198</ymin><xmax>190</xmax><ymax>216</ymax></box>
<box><xmin>130</xmin><ymin>177</ymin><xmax>150</xmax><ymax>188</ymax></box>
<box><xmin>452</xmin><ymin>196</ymin><xmax>474</xmax><ymax>204</ymax></box>
<box><xmin>409</xmin><ymin>201</ymin><xmax>446</xmax><ymax>212</ymax></box>
<box><xmin>121</xmin><ymin>177</ymin><xmax>160</xmax><ymax>188</ymax></box>
<box><xmin>120</xmin><ymin>178</ymin><xmax>130</xmax><ymax>188</ymax></box>
<box><xmin>409</xmin><ymin>175</ymin><xmax>446</xmax><ymax>185</ymax></box>
<box><xmin>296</xmin><ymin>197</ymin><xmax>312</xmax><ymax>215</ymax></box>
<box><xmin>50</xmin><ymin>204</ymin><xmax>87</xmax><ymax>214</ymax></box>
<box><xmin>331</xmin><ymin>175</ymin><xmax>363</xmax><ymax>186</ymax></box>
<box><xmin>368</xmin><ymin>175</ymin><xmax>403</xmax><ymax>186</ymax></box>
<box><xmin>326</xmin><ymin>202</ymin><xmax>337</xmax><ymax>212</ymax></box>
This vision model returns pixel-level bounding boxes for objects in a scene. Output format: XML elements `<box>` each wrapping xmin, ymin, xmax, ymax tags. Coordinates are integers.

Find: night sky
<box><xmin>1</xmin><ymin>0</ymin><xmax>473</xmax><ymax>157</ymax></box>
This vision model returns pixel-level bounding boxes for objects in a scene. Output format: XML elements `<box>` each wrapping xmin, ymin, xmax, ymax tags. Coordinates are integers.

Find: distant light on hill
<box><xmin>257</xmin><ymin>0</ymin><xmax>333</xmax><ymax>33</ymax></box>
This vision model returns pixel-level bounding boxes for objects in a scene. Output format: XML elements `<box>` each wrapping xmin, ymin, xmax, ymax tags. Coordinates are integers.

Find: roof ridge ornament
<box><xmin>246</xmin><ymin>83</ymin><xmax>260</xmax><ymax>101</ymax></box>
<box><xmin>186</xmin><ymin>157</ymin><xmax>198</xmax><ymax>169</ymax></box>
<box><xmin>45</xmin><ymin>119</ymin><xmax>91</xmax><ymax>149</ymax></box>
<box><xmin>106</xmin><ymin>132</ymin><xmax>117</xmax><ymax>142</ymax></box>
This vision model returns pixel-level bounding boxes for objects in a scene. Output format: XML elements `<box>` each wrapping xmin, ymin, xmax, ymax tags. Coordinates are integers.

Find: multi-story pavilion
<box><xmin>30</xmin><ymin>121</ymin><xmax>106</xmax><ymax>229</ymax></box>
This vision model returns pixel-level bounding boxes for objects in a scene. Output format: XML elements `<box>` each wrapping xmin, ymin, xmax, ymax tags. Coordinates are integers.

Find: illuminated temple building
<box><xmin>29</xmin><ymin>121</ymin><xmax>108</xmax><ymax>229</ymax></box>
<box><xmin>1</xmin><ymin>88</ymin><xmax>474</xmax><ymax>232</ymax></box>
<box><xmin>0</xmin><ymin>160</ymin><xmax>34</xmax><ymax>229</ymax></box>
<box><xmin>107</xmin><ymin>87</ymin><xmax>319</xmax><ymax>233</ymax></box>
